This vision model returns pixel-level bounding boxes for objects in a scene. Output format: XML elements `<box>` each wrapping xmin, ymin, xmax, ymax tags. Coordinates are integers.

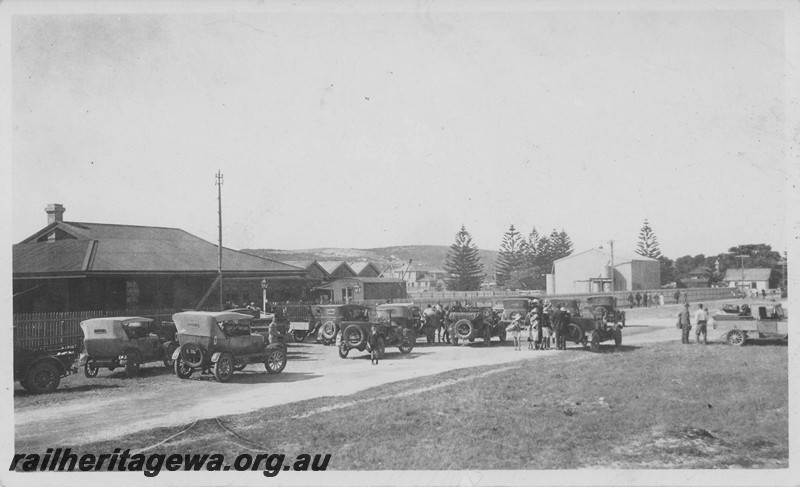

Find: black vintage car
<box><xmin>338</xmin><ymin>313</ymin><xmax>415</xmax><ymax>359</ymax></box>
<box><xmin>584</xmin><ymin>295</ymin><xmax>626</xmax><ymax>327</ymax></box>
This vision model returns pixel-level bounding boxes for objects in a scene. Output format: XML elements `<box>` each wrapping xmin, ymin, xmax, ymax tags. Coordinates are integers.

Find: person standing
<box><xmin>678</xmin><ymin>303</ymin><xmax>692</xmax><ymax>344</ymax></box>
<box><xmin>674</xmin><ymin>290</ymin><xmax>681</xmax><ymax>304</ymax></box>
<box><xmin>683</xmin><ymin>292</ymin><xmax>689</xmax><ymax>305</ymax></box>
<box><xmin>643</xmin><ymin>292</ymin><xmax>649</xmax><ymax>308</ymax></box>
<box><xmin>628</xmin><ymin>292</ymin><xmax>634</xmax><ymax>308</ymax></box>
<box><xmin>635</xmin><ymin>292</ymin><xmax>642</xmax><ymax>307</ymax></box>
<box><xmin>527</xmin><ymin>308</ymin><xmax>540</xmax><ymax>350</ymax></box>
<box><xmin>694</xmin><ymin>304</ymin><xmax>709</xmax><ymax>344</ymax></box>
<box><xmin>508</xmin><ymin>314</ymin><xmax>522</xmax><ymax>351</ymax></box>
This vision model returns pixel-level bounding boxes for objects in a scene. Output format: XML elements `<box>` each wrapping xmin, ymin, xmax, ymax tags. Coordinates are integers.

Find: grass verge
<box><xmin>67</xmin><ymin>341</ymin><xmax>787</xmax><ymax>469</ymax></box>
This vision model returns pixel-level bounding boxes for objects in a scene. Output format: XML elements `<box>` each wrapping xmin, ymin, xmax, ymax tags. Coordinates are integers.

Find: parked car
<box><xmin>712</xmin><ymin>304</ymin><xmax>788</xmax><ymax>346</ymax></box>
<box><xmin>171</xmin><ymin>311</ymin><xmax>286</xmax><ymax>382</ymax></box>
<box><xmin>311</xmin><ymin>304</ymin><xmax>370</xmax><ymax>345</ymax></box>
<box><xmin>446</xmin><ymin>307</ymin><xmax>506</xmax><ymax>345</ymax></box>
<box><xmin>338</xmin><ymin>315</ymin><xmax>415</xmax><ymax>359</ymax></box>
<box><xmin>374</xmin><ymin>303</ymin><xmax>422</xmax><ymax>333</ymax></box>
<box><xmin>498</xmin><ymin>298</ymin><xmax>535</xmax><ymax>329</ymax></box>
<box><xmin>584</xmin><ymin>295</ymin><xmax>626</xmax><ymax>327</ymax></box>
<box><xmin>77</xmin><ymin>317</ymin><xmax>178</xmax><ymax>378</ymax></box>
<box><xmin>559</xmin><ymin>301</ymin><xmax>622</xmax><ymax>352</ymax></box>
<box><xmin>228</xmin><ymin>307</ymin><xmax>287</xmax><ymax>352</ymax></box>
<box><xmin>14</xmin><ymin>346</ymin><xmax>79</xmax><ymax>394</ymax></box>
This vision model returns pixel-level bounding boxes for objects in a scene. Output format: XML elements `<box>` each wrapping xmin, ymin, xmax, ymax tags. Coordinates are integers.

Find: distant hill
<box><xmin>241</xmin><ymin>245</ymin><xmax>498</xmax><ymax>273</ymax></box>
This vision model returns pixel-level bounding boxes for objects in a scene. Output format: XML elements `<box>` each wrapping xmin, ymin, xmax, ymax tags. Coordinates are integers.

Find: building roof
<box><xmin>14</xmin><ymin>221</ymin><xmax>305</xmax><ymax>277</ymax></box>
<box><xmin>553</xmin><ymin>248</ymin><xmax>659</xmax><ymax>265</ymax></box>
<box><xmin>317</xmin><ymin>261</ymin><xmax>356</xmax><ymax>275</ymax></box>
<box><xmin>688</xmin><ymin>266</ymin><xmax>712</xmax><ymax>276</ymax></box>
<box><xmin>347</xmin><ymin>261</ymin><xmax>381</xmax><ymax>275</ymax></box>
<box><xmin>722</xmin><ymin>268</ymin><xmax>772</xmax><ymax>282</ymax></box>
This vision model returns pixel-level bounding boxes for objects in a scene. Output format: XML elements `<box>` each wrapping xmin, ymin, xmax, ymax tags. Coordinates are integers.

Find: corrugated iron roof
<box><xmin>553</xmin><ymin>248</ymin><xmax>659</xmax><ymax>264</ymax></box>
<box><xmin>722</xmin><ymin>268</ymin><xmax>772</xmax><ymax>281</ymax></box>
<box><xmin>14</xmin><ymin>221</ymin><xmax>303</xmax><ymax>275</ymax></box>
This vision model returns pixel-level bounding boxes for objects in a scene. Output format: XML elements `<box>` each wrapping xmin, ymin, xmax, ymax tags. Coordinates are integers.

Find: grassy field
<box><xmin>69</xmin><ymin>339</ymin><xmax>788</xmax><ymax>470</ymax></box>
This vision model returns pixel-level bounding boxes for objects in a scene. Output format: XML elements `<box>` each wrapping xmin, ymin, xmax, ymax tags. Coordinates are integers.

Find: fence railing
<box><xmin>13</xmin><ymin>308</ymin><xmax>180</xmax><ymax>350</ymax></box>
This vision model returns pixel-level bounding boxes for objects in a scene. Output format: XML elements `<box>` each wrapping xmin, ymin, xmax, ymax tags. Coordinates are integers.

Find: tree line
<box><xmin>440</xmin><ymin>220</ymin><xmax>786</xmax><ymax>292</ymax></box>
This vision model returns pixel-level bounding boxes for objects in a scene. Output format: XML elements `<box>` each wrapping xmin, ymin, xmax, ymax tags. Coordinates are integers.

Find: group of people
<box><xmin>627</xmin><ymin>291</ymin><xmax>667</xmax><ymax>308</ymax></box>
<box><xmin>507</xmin><ymin>299</ymin><xmax>572</xmax><ymax>351</ymax></box>
<box><xmin>676</xmin><ymin>302</ymin><xmax>710</xmax><ymax>344</ymax></box>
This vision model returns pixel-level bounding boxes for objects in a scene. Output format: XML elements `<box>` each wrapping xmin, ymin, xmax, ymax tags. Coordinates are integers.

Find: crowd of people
<box><xmin>506</xmin><ymin>298</ymin><xmax>572</xmax><ymax>351</ymax></box>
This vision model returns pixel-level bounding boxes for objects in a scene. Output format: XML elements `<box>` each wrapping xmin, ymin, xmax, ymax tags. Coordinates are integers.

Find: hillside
<box><xmin>240</xmin><ymin>245</ymin><xmax>498</xmax><ymax>273</ymax></box>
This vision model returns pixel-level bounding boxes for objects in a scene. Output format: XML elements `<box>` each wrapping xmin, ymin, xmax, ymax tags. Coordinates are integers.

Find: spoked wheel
<box><xmin>213</xmin><ymin>352</ymin><xmax>235</xmax><ymax>382</ymax></box>
<box><xmin>376</xmin><ymin>337</ymin><xmax>386</xmax><ymax>359</ymax></box>
<box><xmin>84</xmin><ymin>362</ymin><xmax>99</xmax><ymax>378</ymax></box>
<box><xmin>589</xmin><ymin>331</ymin><xmax>601</xmax><ymax>353</ymax></box>
<box><xmin>399</xmin><ymin>339</ymin><xmax>414</xmax><ymax>354</ymax></box>
<box><xmin>125</xmin><ymin>350</ymin><xmax>141</xmax><ymax>378</ymax></box>
<box><xmin>265</xmin><ymin>348</ymin><xmax>287</xmax><ymax>374</ymax></box>
<box><xmin>23</xmin><ymin>361</ymin><xmax>61</xmax><ymax>394</ymax></box>
<box><xmin>174</xmin><ymin>354</ymin><xmax>194</xmax><ymax>379</ymax></box>
<box><xmin>180</xmin><ymin>343</ymin><xmax>205</xmax><ymax>368</ymax></box>
<box><xmin>338</xmin><ymin>341</ymin><xmax>350</xmax><ymax>358</ymax></box>
<box><xmin>727</xmin><ymin>330</ymin><xmax>746</xmax><ymax>346</ymax></box>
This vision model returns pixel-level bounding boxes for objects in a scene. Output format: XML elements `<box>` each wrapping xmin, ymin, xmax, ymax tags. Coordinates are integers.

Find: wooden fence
<box><xmin>13</xmin><ymin>308</ymin><xmax>179</xmax><ymax>350</ymax></box>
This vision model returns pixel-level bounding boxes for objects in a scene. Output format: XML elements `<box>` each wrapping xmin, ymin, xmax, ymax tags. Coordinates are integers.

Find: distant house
<box><xmin>681</xmin><ymin>266</ymin><xmax>712</xmax><ymax>288</ymax></box>
<box><xmin>317</xmin><ymin>261</ymin><xmax>357</xmax><ymax>280</ymax></box>
<box><xmin>380</xmin><ymin>262</ymin><xmax>447</xmax><ymax>291</ymax></box>
<box><xmin>13</xmin><ymin>204</ymin><xmax>311</xmax><ymax>313</ymax></box>
<box><xmin>548</xmin><ymin>248</ymin><xmax>660</xmax><ymax>294</ymax></box>
<box><xmin>347</xmin><ymin>262</ymin><xmax>382</xmax><ymax>278</ymax></box>
<box><xmin>314</xmin><ymin>277</ymin><xmax>407</xmax><ymax>303</ymax></box>
<box><xmin>722</xmin><ymin>268</ymin><xmax>772</xmax><ymax>292</ymax></box>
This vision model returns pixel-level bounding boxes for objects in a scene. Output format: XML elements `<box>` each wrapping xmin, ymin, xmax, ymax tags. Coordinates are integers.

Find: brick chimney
<box><xmin>46</xmin><ymin>203</ymin><xmax>65</xmax><ymax>225</ymax></box>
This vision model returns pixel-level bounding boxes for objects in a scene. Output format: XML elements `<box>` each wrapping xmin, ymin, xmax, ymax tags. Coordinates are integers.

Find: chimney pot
<box><xmin>46</xmin><ymin>203</ymin><xmax>65</xmax><ymax>225</ymax></box>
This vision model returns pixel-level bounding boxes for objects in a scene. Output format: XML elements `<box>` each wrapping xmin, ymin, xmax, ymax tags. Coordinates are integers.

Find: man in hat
<box><xmin>678</xmin><ymin>303</ymin><xmax>692</xmax><ymax>344</ymax></box>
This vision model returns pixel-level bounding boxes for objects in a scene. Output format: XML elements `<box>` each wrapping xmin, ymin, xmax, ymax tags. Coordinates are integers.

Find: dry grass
<box><xmin>69</xmin><ymin>340</ymin><xmax>787</xmax><ymax>469</ymax></box>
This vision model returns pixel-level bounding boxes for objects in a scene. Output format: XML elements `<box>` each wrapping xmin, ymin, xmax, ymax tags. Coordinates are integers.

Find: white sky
<box><xmin>7</xmin><ymin>1</ymin><xmax>795</xmax><ymax>258</ymax></box>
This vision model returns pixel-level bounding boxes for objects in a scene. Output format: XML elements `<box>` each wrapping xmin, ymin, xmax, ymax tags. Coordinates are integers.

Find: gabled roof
<box><xmin>722</xmin><ymin>268</ymin><xmax>772</xmax><ymax>281</ymax></box>
<box><xmin>688</xmin><ymin>266</ymin><xmax>712</xmax><ymax>276</ymax></box>
<box><xmin>553</xmin><ymin>248</ymin><xmax>659</xmax><ymax>265</ymax></box>
<box><xmin>14</xmin><ymin>221</ymin><xmax>304</xmax><ymax>276</ymax></box>
<box><xmin>285</xmin><ymin>260</ymin><xmax>329</xmax><ymax>276</ymax></box>
<box><xmin>317</xmin><ymin>261</ymin><xmax>356</xmax><ymax>276</ymax></box>
<box><xmin>347</xmin><ymin>261</ymin><xmax>382</xmax><ymax>276</ymax></box>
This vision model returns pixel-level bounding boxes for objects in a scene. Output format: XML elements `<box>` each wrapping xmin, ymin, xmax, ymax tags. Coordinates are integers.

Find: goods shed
<box><xmin>315</xmin><ymin>277</ymin><xmax>407</xmax><ymax>303</ymax></box>
<box><xmin>548</xmin><ymin>248</ymin><xmax>660</xmax><ymax>294</ymax></box>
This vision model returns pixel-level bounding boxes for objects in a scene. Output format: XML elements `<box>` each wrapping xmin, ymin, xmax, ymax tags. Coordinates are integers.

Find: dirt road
<box><xmin>17</xmin><ymin>300</ymin><xmax>750</xmax><ymax>451</ymax></box>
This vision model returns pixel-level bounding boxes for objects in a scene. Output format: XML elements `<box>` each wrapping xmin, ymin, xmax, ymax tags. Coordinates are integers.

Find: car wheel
<box><xmin>567</xmin><ymin>323</ymin><xmax>583</xmax><ymax>344</ymax></box>
<box><xmin>24</xmin><ymin>361</ymin><xmax>61</xmax><ymax>394</ymax></box>
<box><xmin>399</xmin><ymin>339</ymin><xmax>414</xmax><ymax>354</ymax></box>
<box><xmin>590</xmin><ymin>331</ymin><xmax>600</xmax><ymax>353</ymax></box>
<box><xmin>292</xmin><ymin>331</ymin><xmax>307</xmax><ymax>343</ymax></box>
<box><xmin>450</xmin><ymin>333</ymin><xmax>459</xmax><ymax>345</ymax></box>
<box><xmin>265</xmin><ymin>349</ymin><xmax>287</xmax><ymax>374</ymax></box>
<box><xmin>727</xmin><ymin>330</ymin><xmax>746</xmax><ymax>346</ymax></box>
<box><xmin>342</xmin><ymin>324</ymin><xmax>367</xmax><ymax>349</ymax></box>
<box><xmin>338</xmin><ymin>341</ymin><xmax>349</xmax><ymax>359</ymax></box>
<box><xmin>321</xmin><ymin>321</ymin><xmax>337</xmax><ymax>341</ymax></box>
<box><xmin>213</xmin><ymin>352</ymin><xmax>234</xmax><ymax>382</ymax></box>
<box><xmin>174</xmin><ymin>354</ymin><xmax>194</xmax><ymax>379</ymax></box>
<box><xmin>377</xmin><ymin>337</ymin><xmax>386</xmax><ymax>359</ymax></box>
<box><xmin>454</xmin><ymin>319</ymin><xmax>474</xmax><ymax>340</ymax></box>
<box><xmin>614</xmin><ymin>328</ymin><xmax>622</xmax><ymax>347</ymax></box>
<box><xmin>180</xmin><ymin>343</ymin><xmax>205</xmax><ymax>368</ymax></box>
<box><xmin>125</xmin><ymin>350</ymin><xmax>141</xmax><ymax>378</ymax></box>
<box><xmin>84</xmin><ymin>362</ymin><xmax>99</xmax><ymax>378</ymax></box>
<box><xmin>163</xmin><ymin>343</ymin><xmax>178</xmax><ymax>368</ymax></box>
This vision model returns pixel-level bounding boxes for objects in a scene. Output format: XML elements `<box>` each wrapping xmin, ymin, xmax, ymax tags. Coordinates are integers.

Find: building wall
<box><xmin>553</xmin><ymin>251</ymin><xmax>659</xmax><ymax>293</ymax></box>
<box><xmin>630</xmin><ymin>261</ymin><xmax>661</xmax><ymax>290</ymax></box>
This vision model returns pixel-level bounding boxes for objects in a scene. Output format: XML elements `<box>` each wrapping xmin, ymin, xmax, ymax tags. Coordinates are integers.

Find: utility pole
<box><xmin>735</xmin><ymin>254</ymin><xmax>747</xmax><ymax>296</ymax></box>
<box><xmin>609</xmin><ymin>240</ymin><xmax>615</xmax><ymax>293</ymax></box>
<box><xmin>216</xmin><ymin>170</ymin><xmax>224</xmax><ymax>311</ymax></box>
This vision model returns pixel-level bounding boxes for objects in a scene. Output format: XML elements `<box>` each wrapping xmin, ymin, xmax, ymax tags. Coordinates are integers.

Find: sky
<box><xmin>7</xmin><ymin>0</ymin><xmax>796</xmax><ymax>260</ymax></box>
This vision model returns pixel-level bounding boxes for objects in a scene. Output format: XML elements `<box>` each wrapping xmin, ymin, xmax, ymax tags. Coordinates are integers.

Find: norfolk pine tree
<box><xmin>635</xmin><ymin>219</ymin><xmax>662</xmax><ymax>259</ymax></box>
<box><xmin>444</xmin><ymin>225</ymin><xmax>484</xmax><ymax>291</ymax></box>
<box><xmin>495</xmin><ymin>224</ymin><xmax>526</xmax><ymax>288</ymax></box>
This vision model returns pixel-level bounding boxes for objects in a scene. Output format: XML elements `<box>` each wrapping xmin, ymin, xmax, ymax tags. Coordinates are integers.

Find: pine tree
<box><xmin>443</xmin><ymin>225</ymin><xmax>484</xmax><ymax>291</ymax></box>
<box><xmin>636</xmin><ymin>219</ymin><xmax>662</xmax><ymax>258</ymax></box>
<box><xmin>495</xmin><ymin>225</ymin><xmax>525</xmax><ymax>288</ymax></box>
<box><xmin>551</xmin><ymin>229</ymin><xmax>574</xmax><ymax>261</ymax></box>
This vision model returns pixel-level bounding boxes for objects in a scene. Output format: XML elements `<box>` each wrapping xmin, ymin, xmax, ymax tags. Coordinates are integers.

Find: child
<box><xmin>368</xmin><ymin>325</ymin><xmax>380</xmax><ymax>365</ymax></box>
<box><xmin>507</xmin><ymin>314</ymin><xmax>522</xmax><ymax>351</ymax></box>
<box><xmin>528</xmin><ymin>308</ymin><xmax>540</xmax><ymax>350</ymax></box>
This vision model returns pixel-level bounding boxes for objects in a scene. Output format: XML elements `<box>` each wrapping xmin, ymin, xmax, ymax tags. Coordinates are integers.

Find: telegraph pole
<box><xmin>216</xmin><ymin>171</ymin><xmax>224</xmax><ymax>311</ymax></box>
<box><xmin>735</xmin><ymin>254</ymin><xmax>747</xmax><ymax>296</ymax></box>
<box><xmin>609</xmin><ymin>239</ymin><xmax>615</xmax><ymax>292</ymax></box>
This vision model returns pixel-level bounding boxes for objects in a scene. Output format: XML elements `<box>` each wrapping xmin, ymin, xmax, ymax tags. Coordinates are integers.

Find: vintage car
<box><xmin>273</xmin><ymin>305</ymin><xmax>315</xmax><ymax>342</ymax></box>
<box><xmin>14</xmin><ymin>346</ymin><xmax>79</xmax><ymax>394</ymax></box>
<box><xmin>78</xmin><ymin>317</ymin><xmax>178</xmax><ymax>378</ymax></box>
<box><xmin>338</xmin><ymin>315</ymin><xmax>415</xmax><ymax>359</ymax></box>
<box><xmin>171</xmin><ymin>311</ymin><xmax>286</xmax><ymax>382</ymax></box>
<box><xmin>311</xmin><ymin>304</ymin><xmax>370</xmax><ymax>345</ymax></box>
<box><xmin>584</xmin><ymin>295</ymin><xmax>626</xmax><ymax>327</ymax></box>
<box><xmin>551</xmin><ymin>301</ymin><xmax>621</xmax><ymax>352</ymax></box>
<box><xmin>498</xmin><ymin>298</ymin><xmax>535</xmax><ymax>329</ymax></box>
<box><xmin>375</xmin><ymin>303</ymin><xmax>422</xmax><ymax>333</ymax></box>
<box><xmin>446</xmin><ymin>307</ymin><xmax>506</xmax><ymax>345</ymax></box>
<box><xmin>711</xmin><ymin>304</ymin><xmax>788</xmax><ymax>346</ymax></box>
<box><xmin>229</xmin><ymin>307</ymin><xmax>288</xmax><ymax>352</ymax></box>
